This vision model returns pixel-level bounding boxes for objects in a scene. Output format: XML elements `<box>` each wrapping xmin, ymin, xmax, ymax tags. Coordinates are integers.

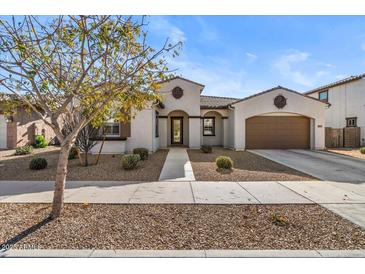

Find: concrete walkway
<box><xmin>1</xmin><ymin>180</ymin><xmax>365</xmax><ymax>228</ymax></box>
<box><xmin>1</xmin><ymin>248</ymin><xmax>365</xmax><ymax>258</ymax></box>
<box><xmin>158</xmin><ymin>148</ymin><xmax>195</xmax><ymax>181</ymax></box>
<box><xmin>249</xmin><ymin>149</ymin><xmax>365</xmax><ymax>182</ymax></box>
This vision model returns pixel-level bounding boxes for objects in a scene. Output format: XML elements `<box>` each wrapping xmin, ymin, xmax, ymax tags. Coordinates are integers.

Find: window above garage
<box><xmin>318</xmin><ymin>90</ymin><xmax>328</xmax><ymax>102</ymax></box>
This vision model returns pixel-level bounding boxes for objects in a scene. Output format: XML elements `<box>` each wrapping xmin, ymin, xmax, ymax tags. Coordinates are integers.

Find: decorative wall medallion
<box><xmin>172</xmin><ymin>86</ymin><xmax>183</xmax><ymax>99</ymax></box>
<box><xmin>274</xmin><ymin>95</ymin><xmax>287</xmax><ymax>109</ymax></box>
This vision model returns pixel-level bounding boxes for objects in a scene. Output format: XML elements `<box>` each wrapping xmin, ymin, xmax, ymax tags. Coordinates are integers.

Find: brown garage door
<box><xmin>246</xmin><ymin>116</ymin><xmax>310</xmax><ymax>149</ymax></box>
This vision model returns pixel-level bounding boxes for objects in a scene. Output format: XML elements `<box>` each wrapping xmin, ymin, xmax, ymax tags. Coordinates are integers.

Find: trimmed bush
<box><xmin>34</xmin><ymin>135</ymin><xmax>48</xmax><ymax>148</ymax></box>
<box><xmin>29</xmin><ymin>157</ymin><xmax>48</xmax><ymax>170</ymax></box>
<box><xmin>133</xmin><ymin>148</ymin><xmax>149</xmax><ymax>160</ymax></box>
<box><xmin>68</xmin><ymin>147</ymin><xmax>78</xmax><ymax>160</ymax></box>
<box><xmin>215</xmin><ymin>156</ymin><xmax>233</xmax><ymax>170</ymax></box>
<box><xmin>201</xmin><ymin>145</ymin><xmax>212</xmax><ymax>153</ymax></box>
<box><xmin>15</xmin><ymin>145</ymin><xmax>33</xmax><ymax>155</ymax></box>
<box><xmin>360</xmin><ymin>147</ymin><xmax>365</xmax><ymax>154</ymax></box>
<box><xmin>122</xmin><ymin>154</ymin><xmax>141</xmax><ymax>170</ymax></box>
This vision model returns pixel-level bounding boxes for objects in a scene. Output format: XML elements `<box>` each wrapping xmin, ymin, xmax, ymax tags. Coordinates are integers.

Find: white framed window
<box><xmin>346</xmin><ymin>117</ymin><xmax>357</xmax><ymax>127</ymax></box>
<box><xmin>203</xmin><ymin>117</ymin><xmax>215</xmax><ymax>136</ymax></box>
<box><xmin>104</xmin><ymin>122</ymin><xmax>120</xmax><ymax>137</ymax></box>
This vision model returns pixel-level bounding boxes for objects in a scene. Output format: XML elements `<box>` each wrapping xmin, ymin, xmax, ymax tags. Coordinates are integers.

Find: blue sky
<box><xmin>147</xmin><ymin>16</ymin><xmax>365</xmax><ymax>98</ymax></box>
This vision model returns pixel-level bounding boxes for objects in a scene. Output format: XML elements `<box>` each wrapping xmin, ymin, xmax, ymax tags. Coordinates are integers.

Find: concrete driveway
<box><xmin>249</xmin><ymin>149</ymin><xmax>365</xmax><ymax>182</ymax></box>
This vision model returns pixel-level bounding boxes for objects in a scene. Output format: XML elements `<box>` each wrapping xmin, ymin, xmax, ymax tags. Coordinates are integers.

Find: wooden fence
<box><xmin>325</xmin><ymin>127</ymin><xmax>360</xmax><ymax>148</ymax></box>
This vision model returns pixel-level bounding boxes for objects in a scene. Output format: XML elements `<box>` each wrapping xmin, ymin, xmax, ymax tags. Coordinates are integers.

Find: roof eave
<box><xmin>200</xmin><ymin>106</ymin><xmax>230</xmax><ymax>109</ymax></box>
<box><xmin>304</xmin><ymin>74</ymin><xmax>365</xmax><ymax>95</ymax></box>
<box><xmin>158</xmin><ymin>76</ymin><xmax>205</xmax><ymax>90</ymax></box>
<box><xmin>231</xmin><ymin>86</ymin><xmax>329</xmax><ymax>106</ymax></box>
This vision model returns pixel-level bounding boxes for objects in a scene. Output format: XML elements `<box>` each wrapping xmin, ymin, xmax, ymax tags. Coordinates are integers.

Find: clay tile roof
<box><xmin>304</xmin><ymin>73</ymin><xmax>365</xmax><ymax>95</ymax></box>
<box><xmin>200</xmin><ymin>95</ymin><xmax>240</xmax><ymax>109</ymax></box>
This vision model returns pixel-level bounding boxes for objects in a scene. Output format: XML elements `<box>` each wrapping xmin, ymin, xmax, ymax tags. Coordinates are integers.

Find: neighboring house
<box><xmin>0</xmin><ymin>97</ymin><xmax>56</xmax><ymax>149</ymax></box>
<box><xmin>91</xmin><ymin>76</ymin><xmax>327</xmax><ymax>153</ymax></box>
<box><xmin>305</xmin><ymin>73</ymin><xmax>365</xmax><ymax>147</ymax></box>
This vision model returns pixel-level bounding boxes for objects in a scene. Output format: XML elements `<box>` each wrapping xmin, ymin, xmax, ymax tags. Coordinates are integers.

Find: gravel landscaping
<box><xmin>0</xmin><ymin>204</ymin><xmax>364</xmax><ymax>250</ymax></box>
<box><xmin>327</xmin><ymin>148</ymin><xmax>365</xmax><ymax>160</ymax></box>
<box><xmin>0</xmin><ymin>146</ymin><xmax>168</xmax><ymax>181</ymax></box>
<box><xmin>187</xmin><ymin>148</ymin><xmax>316</xmax><ymax>181</ymax></box>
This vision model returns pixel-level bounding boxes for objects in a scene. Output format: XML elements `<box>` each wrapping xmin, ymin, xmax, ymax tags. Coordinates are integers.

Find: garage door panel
<box><xmin>246</xmin><ymin>116</ymin><xmax>310</xmax><ymax>149</ymax></box>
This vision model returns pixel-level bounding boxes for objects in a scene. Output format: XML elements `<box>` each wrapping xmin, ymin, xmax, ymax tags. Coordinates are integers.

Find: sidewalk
<box><xmin>1</xmin><ymin>248</ymin><xmax>365</xmax><ymax>258</ymax></box>
<box><xmin>1</xmin><ymin>180</ymin><xmax>365</xmax><ymax>228</ymax></box>
<box><xmin>158</xmin><ymin>148</ymin><xmax>195</xmax><ymax>181</ymax></box>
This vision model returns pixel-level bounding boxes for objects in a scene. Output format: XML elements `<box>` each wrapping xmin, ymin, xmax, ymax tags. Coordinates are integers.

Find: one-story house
<box><xmin>90</xmin><ymin>76</ymin><xmax>328</xmax><ymax>153</ymax></box>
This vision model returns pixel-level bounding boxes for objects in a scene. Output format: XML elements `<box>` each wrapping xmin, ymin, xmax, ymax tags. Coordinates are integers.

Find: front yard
<box><xmin>187</xmin><ymin>148</ymin><xmax>316</xmax><ymax>181</ymax></box>
<box><xmin>327</xmin><ymin>148</ymin><xmax>365</xmax><ymax>160</ymax></box>
<box><xmin>0</xmin><ymin>146</ymin><xmax>168</xmax><ymax>181</ymax></box>
<box><xmin>1</xmin><ymin>203</ymin><xmax>364</xmax><ymax>250</ymax></box>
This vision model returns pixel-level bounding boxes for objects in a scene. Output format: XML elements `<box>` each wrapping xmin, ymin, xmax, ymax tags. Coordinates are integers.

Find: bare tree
<box><xmin>0</xmin><ymin>16</ymin><xmax>180</xmax><ymax>218</ymax></box>
<box><xmin>75</xmin><ymin>124</ymin><xmax>98</xmax><ymax>166</ymax></box>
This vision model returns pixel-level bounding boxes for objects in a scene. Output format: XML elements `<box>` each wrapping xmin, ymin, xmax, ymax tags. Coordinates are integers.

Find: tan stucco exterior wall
<box><xmin>233</xmin><ymin>88</ymin><xmax>326</xmax><ymax>150</ymax></box>
<box><xmin>308</xmin><ymin>78</ymin><xmax>365</xmax><ymax>146</ymax></box>
<box><xmin>158</xmin><ymin>78</ymin><xmax>202</xmax><ymax>148</ymax></box>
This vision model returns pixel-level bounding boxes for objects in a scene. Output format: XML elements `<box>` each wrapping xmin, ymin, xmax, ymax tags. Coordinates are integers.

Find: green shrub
<box><xmin>15</xmin><ymin>145</ymin><xmax>33</xmax><ymax>155</ymax></box>
<box><xmin>360</xmin><ymin>147</ymin><xmax>365</xmax><ymax>154</ymax></box>
<box><xmin>215</xmin><ymin>156</ymin><xmax>233</xmax><ymax>170</ymax></box>
<box><xmin>34</xmin><ymin>135</ymin><xmax>48</xmax><ymax>148</ymax></box>
<box><xmin>201</xmin><ymin>145</ymin><xmax>212</xmax><ymax>153</ymax></box>
<box><xmin>68</xmin><ymin>147</ymin><xmax>78</xmax><ymax>160</ymax></box>
<box><xmin>29</xmin><ymin>157</ymin><xmax>48</xmax><ymax>170</ymax></box>
<box><xmin>133</xmin><ymin>148</ymin><xmax>149</xmax><ymax>160</ymax></box>
<box><xmin>122</xmin><ymin>154</ymin><xmax>141</xmax><ymax>170</ymax></box>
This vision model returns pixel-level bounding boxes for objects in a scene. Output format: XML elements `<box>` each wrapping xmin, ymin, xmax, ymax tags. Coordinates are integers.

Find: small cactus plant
<box><xmin>29</xmin><ymin>157</ymin><xmax>48</xmax><ymax>170</ymax></box>
<box><xmin>133</xmin><ymin>148</ymin><xmax>149</xmax><ymax>160</ymax></box>
<box><xmin>215</xmin><ymin>156</ymin><xmax>233</xmax><ymax>170</ymax></box>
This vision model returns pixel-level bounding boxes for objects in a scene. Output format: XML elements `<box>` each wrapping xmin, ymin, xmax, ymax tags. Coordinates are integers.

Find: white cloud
<box><xmin>273</xmin><ymin>50</ymin><xmax>313</xmax><ymax>87</ymax></box>
<box><xmin>316</xmin><ymin>70</ymin><xmax>330</xmax><ymax>78</ymax></box>
<box><xmin>195</xmin><ymin>16</ymin><xmax>220</xmax><ymax>41</ymax></box>
<box><xmin>168</xmin><ymin>54</ymin><xmax>249</xmax><ymax>98</ymax></box>
<box><xmin>325</xmin><ymin>63</ymin><xmax>336</xmax><ymax>69</ymax></box>
<box><xmin>245</xmin><ymin>52</ymin><xmax>257</xmax><ymax>62</ymax></box>
<box><xmin>361</xmin><ymin>42</ymin><xmax>365</xmax><ymax>51</ymax></box>
<box><xmin>273</xmin><ymin>50</ymin><xmax>336</xmax><ymax>88</ymax></box>
<box><xmin>149</xmin><ymin>17</ymin><xmax>186</xmax><ymax>44</ymax></box>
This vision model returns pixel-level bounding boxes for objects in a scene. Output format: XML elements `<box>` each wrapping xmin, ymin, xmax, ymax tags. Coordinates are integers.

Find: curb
<box><xmin>316</xmin><ymin>150</ymin><xmax>365</xmax><ymax>162</ymax></box>
<box><xmin>1</xmin><ymin>249</ymin><xmax>365</xmax><ymax>258</ymax></box>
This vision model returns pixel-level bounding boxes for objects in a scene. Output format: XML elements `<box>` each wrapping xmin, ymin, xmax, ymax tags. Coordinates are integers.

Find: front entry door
<box><xmin>171</xmin><ymin>117</ymin><xmax>183</xmax><ymax>145</ymax></box>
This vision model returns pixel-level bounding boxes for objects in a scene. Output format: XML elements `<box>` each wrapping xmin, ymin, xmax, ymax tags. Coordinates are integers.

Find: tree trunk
<box><xmin>76</xmin><ymin>147</ymin><xmax>84</xmax><ymax>166</ymax></box>
<box><xmin>95</xmin><ymin>134</ymin><xmax>106</xmax><ymax>166</ymax></box>
<box><xmin>84</xmin><ymin>150</ymin><xmax>88</xmax><ymax>167</ymax></box>
<box><xmin>50</xmin><ymin>144</ymin><xmax>72</xmax><ymax>219</ymax></box>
